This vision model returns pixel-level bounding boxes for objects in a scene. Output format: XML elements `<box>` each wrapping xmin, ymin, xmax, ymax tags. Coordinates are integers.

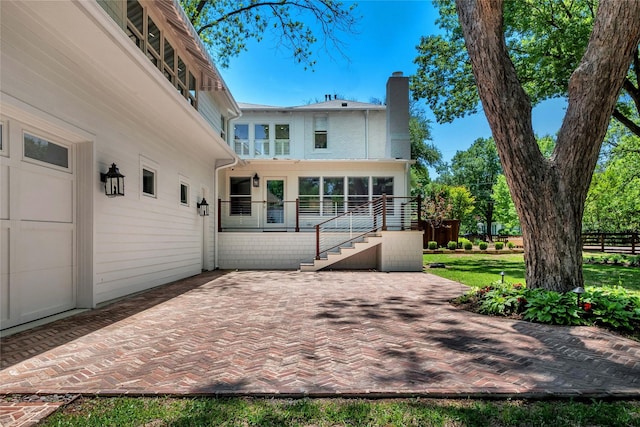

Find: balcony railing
<box><xmin>217</xmin><ymin>196</ymin><xmax>422</xmax><ymax>234</ymax></box>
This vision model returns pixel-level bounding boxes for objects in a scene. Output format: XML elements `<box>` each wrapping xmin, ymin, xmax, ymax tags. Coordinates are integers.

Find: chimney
<box><xmin>385</xmin><ymin>71</ymin><xmax>410</xmax><ymax>159</ymax></box>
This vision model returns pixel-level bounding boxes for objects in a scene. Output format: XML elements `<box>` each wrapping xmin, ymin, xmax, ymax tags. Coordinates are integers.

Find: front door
<box><xmin>265</xmin><ymin>178</ymin><xmax>285</xmax><ymax>228</ymax></box>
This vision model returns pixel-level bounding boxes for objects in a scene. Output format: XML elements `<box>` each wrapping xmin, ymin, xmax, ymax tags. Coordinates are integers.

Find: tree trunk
<box><xmin>455</xmin><ymin>0</ymin><xmax>640</xmax><ymax>291</ymax></box>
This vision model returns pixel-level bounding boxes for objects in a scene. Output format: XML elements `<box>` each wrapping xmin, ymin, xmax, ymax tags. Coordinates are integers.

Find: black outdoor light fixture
<box><xmin>500</xmin><ymin>271</ymin><xmax>505</xmax><ymax>283</ymax></box>
<box><xmin>197</xmin><ymin>198</ymin><xmax>210</xmax><ymax>216</ymax></box>
<box><xmin>252</xmin><ymin>173</ymin><xmax>260</xmax><ymax>188</ymax></box>
<box><xmin>572</xmin><ymin>286</ymin><xmax>585</xmax><ymax>307</ymax></box>
<box><xmin>100</xmin><ymin>163</ymin><xmax>125</xmax><ymax>197</ymax></box>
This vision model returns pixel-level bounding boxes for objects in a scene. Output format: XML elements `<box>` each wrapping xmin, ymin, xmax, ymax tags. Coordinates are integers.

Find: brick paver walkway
<box><xmin>1</xmin><ymin>270</ymin><xmax>640</xmax><ymax>425</ymax></box>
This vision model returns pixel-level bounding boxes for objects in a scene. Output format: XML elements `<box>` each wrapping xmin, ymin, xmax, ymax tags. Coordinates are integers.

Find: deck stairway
<box><xmin>299</xmin><ymin>195</ymin><xmax>421</xmax><ymax>271</ymax></box>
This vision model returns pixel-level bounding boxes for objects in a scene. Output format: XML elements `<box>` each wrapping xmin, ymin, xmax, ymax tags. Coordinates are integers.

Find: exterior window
<box><xmin>142</xmin><ymin>168</ymin><xmax>156</xmax><ymax>197</ymax></box>
<box><xmin>146</xmin><ymin>16</ymin><xmax>160</xmax><ymax>67</ymax></box>
<box><xmin>0</xmin><ymin>122</ymin><xmax>4</xmax><ymax>152</ymax></box>
<box><xmin>23</xmin><ymin>132</ymin><xmax>69</xmax><ymax>169</ymax></box>
<box><xmin>180</xmin><ymin>182</ymin><xmax>189</xmax><ymax>206</ymax></box>
<box><xmin>348</xmin><ymin>177</ymin><xmax>369</xmax><ymax>209</ymax></box>
<box><xmin>323</xmin><ymin>177</ymin><xmax>344</xmax><ymax>215</ymax></box>
<box><xmin>254</xmin><ymin>124</ymin><xmax>269</xmax><ymax>156</ymax></box>
<box><xmin>233</xmin><ymin>124</ymin><xmax>249</xmax><ymax>155</ymax></box>
<box><xmin>274</xmin><ymin>124</ymin><xmax>290</xmax><ymax>156</ymax></box>
<box><xmin>372</xmin><ymin>177</ymin><xmax>394</xmax><ymax>197</ymax></box>
<box><xmin>220</xmin><ymin>115</ymin><xmax>226</xmax><ymax>139</ymax></box>
<box><xmin>230</xmin><ymin>177</ymin><xmax>252</xmax><ymax>215</ymax></box>
<box><xmin>314</xmin><ymin>116</ymin><xmax>327</xmax><ymax>149</ymax></box>
<box><xmin>163</xmin><ymin>39</ymin><xmax>175</xmax><ymax>83</ymax></box>
<box><xmin>299</xmin><ymin>177</ymin><xmax>320</xmax><ymax>215</ymax></box>
<box><xmin>188</xmin><ymin>71</ymin><xmax>197</xmax><ymax>107</ymax></box>
<box><xmin>126</xmin><ymin>0</ymin><xmax>144</xmax><ymax>49</ymax></box>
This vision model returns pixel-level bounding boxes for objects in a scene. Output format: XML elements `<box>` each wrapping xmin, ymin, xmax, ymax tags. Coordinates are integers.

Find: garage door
<box><xmin>1</xmin><ymin>123</ymin><xmax>76</xmax><ymax>330</ymax></box>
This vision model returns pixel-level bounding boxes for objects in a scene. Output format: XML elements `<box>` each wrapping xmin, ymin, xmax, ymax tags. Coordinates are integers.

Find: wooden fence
<box><xmin>582</xmin><ymin>231</ymin><xmax>638</xmax><ymax>254</ymax></box>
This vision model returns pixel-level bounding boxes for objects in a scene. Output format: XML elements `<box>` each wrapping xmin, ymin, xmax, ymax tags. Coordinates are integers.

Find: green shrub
<box><xmin>495</xmin><ymin>242</ymin><xmax>504</xmax><ymax>250</ymax></box>
<box><xmin>477</xmin><ymin>282</ymin><xmax>528</xmax><ymax>316</ymax></box>
<box><xmin>447</xmin><ymin>241</ymin><xmax>458</xmax><ymax>250</ymax></box>
<box><xmin>463</xmin><ymin>241</ymin><xmax>473</xmax><ymax>250</ymax></box>
<box><xmin>507</xmin><ymin>241</ymin><xmax>515</xmax><ymax>249</ymax></box>
<box><xmin>522</xmin><ymin>290</ymin><xmax>584</xmax><ymax>326</ymax></box>
<box><xmin>428</xmin><ymin>241</ymin><xmax>438</xmax><ymax>250</ymax></box>
<box><xmin>458</xmin><ymin>237</ymin><xmax>472</xmax><ymax>249</ymax></box>
<box><xmin>478</xmin><ymin>241</ymin><xmax>488</xmax><ymax>250</ymax></box>
<box><xmin>584</xmin><ymin>286</ymin><xmax>640</xmax><ymax>331</ymax></box>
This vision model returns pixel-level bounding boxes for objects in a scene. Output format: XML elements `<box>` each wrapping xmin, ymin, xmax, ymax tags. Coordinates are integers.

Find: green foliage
<box><xmin>464</xmin><ymin>282</ymin><xmax>640</xmax><ymax>332</ymax></box>
<box><xmin>459</xmin><ymin>238</ymin><xmax>473</xmax><ymax>250</ymax></box>
<box><xmin>443</xmin><ymin>137</ymin><xmax>502</xmax><ymax>235</ymax></box>
<box><xmin>492</xmin><ymin>174</ymin><xmax>520</xmax><ymax>233</ymax></box>
<box><xmin>411</xmin><ymin>0</ymin><xmax>639</xmax><ymax>138</ymax></box>
<box><xmin>522</xmin><ymin>290</ymin><xmax>583</xmax><ymax>326</ymax></box>
<box><xmin>181</xmin><ymin>0</ymin><xmax>358</xmax><ymax>70</ymax></box>
<box><xmin>507</xmin><ymin>242</ymin><xmax>515</xmax><ymax>249</ymax></box>
<box><xmin>428</xmin><ymin>241</ymin><xmax>438</xmax><ymax>250</ymax></box>
<box><xmin>409</xmin><ymin>101</ymin><xmax>441</xmax><ymax>179</ymax></box>
<box><xmin>421</xmin><ymin>183</ymin><xmax>475</xmax><ymax>224</ymax></box>
<box><xmin>447</xmin><ymin>241</ymin><xmax>458</xmax><ymax>250</ymax></box>
<box><xmin>478</xmin><ymin>242</ymin><xmax>488</xmax><ymax>250</ymax></box>
<box><xmin>495</xmin><ymin>242</ymin><xmax>504</xmax><ymax>250</ymax></box>
<box><xmin>584</xmin><ymin>122</ymin><xmax>640</xmax><ymax>231</ymax></box>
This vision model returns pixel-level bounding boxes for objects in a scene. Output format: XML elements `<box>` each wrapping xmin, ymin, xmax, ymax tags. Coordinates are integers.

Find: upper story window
<box><xmin>275</xmin><ymin>124</ymin><xmax>290</xmax><ymax>156</ymax></box>
<box><xmin>126</xmin><ymin>0</ymin><xmax>197</xmax><ymax>108</ymax></box>
<box><xmin>314</xmin><ymin>116</ymin><xmax>328</xmax><ymax>149</ymax></box>
<box><xmin>142</xmin><ymin>168</ymin><xmax>156</xmax><ymax>197</ymax></box>
<box><xmin>254</xmin><ymin>124</ymin><xmax>269</xmax><ymax>156</ymax></box>
<box><xmin>233</xmin><ymin>124</ymin><xmax>249</xmax><ymax>155</ymax></box>
<box><xmin>220</xmin><ymin>114</ymin><xmax>226</xmax><ymax>139</ymax></box>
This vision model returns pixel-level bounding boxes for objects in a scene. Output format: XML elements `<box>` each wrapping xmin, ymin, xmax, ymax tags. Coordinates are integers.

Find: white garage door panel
<box><xmin>1</xmin><ymin>226</ymin><xmax>9</xmax><ymax>323</ymax></box>
<box><xmin>16</xmin><ymin>227</ymin><xmax>73</xmax><ymax>272</ymax></box>
<box><xmin>19</xmin><ymin>167</ymin><xmax>73</xmax><ymax>223</ymax></box>
<box><xmin>1</xmin><ymin>164</ymin><xmax>8</xmax><ymax>220</ymax></box>
<box><xmin>17</xmin><ymin>266</ymin><xmax>74</xmax><ymax>319</ymax></box>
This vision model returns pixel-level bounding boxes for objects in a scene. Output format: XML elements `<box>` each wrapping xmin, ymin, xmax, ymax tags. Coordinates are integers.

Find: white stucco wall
<box><xmin>218</xmin><ymin>232</ymin><xmax>316</xmax><ymax>269</ymax></box>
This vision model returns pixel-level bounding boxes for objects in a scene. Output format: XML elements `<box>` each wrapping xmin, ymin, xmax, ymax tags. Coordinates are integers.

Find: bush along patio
<box><xmin>453</xmin><ymin>282</ymin><xmax>640</xmax><ymax>340</ymax></box>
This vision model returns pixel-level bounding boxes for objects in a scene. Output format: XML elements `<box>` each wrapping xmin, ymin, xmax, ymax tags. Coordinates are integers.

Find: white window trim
<box><xmin>140</xmin><ymin>155</ymin><xmax>158</xmax><ymax>199</ymax></box>
<box><xmin>0</xmin><ymin>119</ymin><xmax>8</xmax><ymax>157</ymax></box>
<box><xmin>179</xmin><ymin>175</ymin><xmax>190</xmax><ymax>207</ymax></box>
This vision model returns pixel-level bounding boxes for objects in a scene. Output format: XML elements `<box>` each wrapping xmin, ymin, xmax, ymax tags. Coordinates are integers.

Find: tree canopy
<box><xmin>412</xmin><ymin>0</ymin><xmax>640</xmax><ymax>138</ymax></box>
<box><xmin>180</xmin><ymin>0</ymin><xmax>358</xmax><ymax>69</ymax></box>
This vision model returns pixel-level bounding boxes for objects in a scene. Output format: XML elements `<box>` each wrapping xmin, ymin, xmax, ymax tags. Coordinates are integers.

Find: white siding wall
<box><xmin>198</xmin><ymin>92</ymin><xmax>224</xmax><ymax>137</ymax></box>
<box><xmin>218</xmin><ymin>233</ymin><xmax>316</xmax><ymax>269</ymax></box>
<box><xmin>1</xmin><ymin>1</ymin><xmax>224</xmax><ymax>307</ymax></box>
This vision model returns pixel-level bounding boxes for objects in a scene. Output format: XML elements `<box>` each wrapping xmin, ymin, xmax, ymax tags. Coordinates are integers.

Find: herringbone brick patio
<box><xmin>1</xmin><ymin>270</ymin><xmax>639</xmax><ymax>425</ymax></box>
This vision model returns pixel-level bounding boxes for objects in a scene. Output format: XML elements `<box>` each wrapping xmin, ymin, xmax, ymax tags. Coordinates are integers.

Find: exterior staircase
<box><xmin>299</xmin><ymin>233</ymin><xmax>382</xmax><ymax>271</ymax></box>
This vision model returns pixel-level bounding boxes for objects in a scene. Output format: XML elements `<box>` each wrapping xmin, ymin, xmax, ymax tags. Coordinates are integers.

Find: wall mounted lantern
<box><xmin>100</xmin><ymin>163</ymin><xmax>125</xmax><ymax>197</ymax></box>
<box><xmin>252</xmin><ymin>173</ymin><xmax>260</xmax><ymax>188</ymax></box>
<box><xmin>197</xmin><ymin>198</ymin><xmax>209</xmax><ymax>216</ymax></box>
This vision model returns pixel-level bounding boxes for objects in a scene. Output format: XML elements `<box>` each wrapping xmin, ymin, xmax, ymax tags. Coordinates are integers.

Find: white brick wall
<box><xmin>218</xmin><ymin>232</ymin><xmax>316</xmax><ymax>269</ymax></box>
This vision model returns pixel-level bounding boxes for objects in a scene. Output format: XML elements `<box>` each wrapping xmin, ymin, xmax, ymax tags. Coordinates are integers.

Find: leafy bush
<box><xmin>463</xmin><ymin>241</ymin><xmax>473</xmax><ymax>250</ymax></box>
<box><xmin>458</xmin><ymin>237</ymin><xmax>472</xmax><ymax>249</ymax></box>
<box><xmin>478</xmin><ymin>242</ymin><xmax>488</xmax><ymax>250</ymax></box>
<box><xmin>428</xmin><ymin>241</ymin><xmax>438</xmax><ymax>250</ymax></box>
<box><xmin>495</xmin><ymin>242</ymin><xmax>504</xmax><ymax>250</ymax></box>
<box><xmin>507</xmin><ymin>241</ymin><xmax>515</xmax><ymax>249</ymax></box>
<box><xmin>447</xmin><ymin>241</ymin><xmax>458</xmax><ymax>250</ymax></box>
<box><xmin>460</xmin><ymin>282</ymin><xmax>640</xmax><ymax>333</ymax></box>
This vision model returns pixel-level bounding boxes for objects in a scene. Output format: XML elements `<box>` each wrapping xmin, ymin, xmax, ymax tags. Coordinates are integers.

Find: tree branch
<box><xmin>612</xmin><ymin>109</ymin><xmax>640</xmax><ymax>138</ymax></box>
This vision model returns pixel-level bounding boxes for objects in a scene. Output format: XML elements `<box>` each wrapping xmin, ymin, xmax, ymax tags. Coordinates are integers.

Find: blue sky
<box><xmin>217</xmin><ymin>0</ymin><xmax>566</xmax><ymax>168</ymax></box>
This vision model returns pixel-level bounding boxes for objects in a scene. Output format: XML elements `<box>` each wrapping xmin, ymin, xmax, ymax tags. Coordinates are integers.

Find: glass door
<box><xmin>265</xmin><ymin>179</ymin><xmax>285</xmax><ymax>227</ymax></box>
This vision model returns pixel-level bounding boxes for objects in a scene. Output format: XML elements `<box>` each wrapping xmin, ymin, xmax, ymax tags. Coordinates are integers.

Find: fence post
<box><xmin>633</xmin><ymin>232</ymin><xmax>637</xmax><ymax>255</ymax></box>
<box><xmin>600</xmin><ymin>232</ymin><xmax>605</xmax><ymax>252</ymax></box>
<box><xmin>382</xmin><ymin>194</ymin><xmax>387</xmax><ymax>231</ymax></box>
<box><xmin>295</xmin><ymin>198</ymin><xmax>300</xmax><ymax>232</ymax></box>
<box><xmin>217</xmin><ymin>198</ymin><xmax>222</xmax><ymax>232</ymax></box>
<box><xmin>315</xmin><ymin>224</ymin><xmax>320</xmax><ymax>260</ymax></box>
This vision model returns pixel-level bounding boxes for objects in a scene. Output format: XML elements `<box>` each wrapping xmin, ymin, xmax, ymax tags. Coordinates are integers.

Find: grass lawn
<box><xmin>41</xmin><ymin>396</ymin><xmax>640</xmax><ymax>427</ymax></box>
<box><xmin>424</xmin><ymin>252</ymin><xmax>640</xmax><ymax>294</ymax></box>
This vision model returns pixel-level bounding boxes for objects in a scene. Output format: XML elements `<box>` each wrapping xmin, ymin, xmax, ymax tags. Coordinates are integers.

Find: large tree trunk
<box><xmin>455</xmin><ymin>0</ymin><xmax>640</xmax><ymax>292</ymax></box>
